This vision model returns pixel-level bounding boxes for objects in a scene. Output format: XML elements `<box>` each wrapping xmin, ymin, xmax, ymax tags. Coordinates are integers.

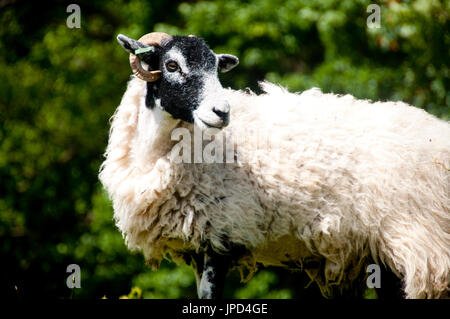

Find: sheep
<box><xmin>99</xmin><ymin>32</ymin><xmax>450</xmax><ymax>299</ymax></box>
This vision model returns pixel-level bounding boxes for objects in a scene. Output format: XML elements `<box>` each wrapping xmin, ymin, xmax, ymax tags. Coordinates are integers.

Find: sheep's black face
<box><xmin>117</xmin><ymin>34</ymin><xmax>239</xmax><ymax>130</ymax></box>
<box><xmin>157</xmin><ymin>37</ymin><xmax>217</xmax><ymax>124</ymax></box>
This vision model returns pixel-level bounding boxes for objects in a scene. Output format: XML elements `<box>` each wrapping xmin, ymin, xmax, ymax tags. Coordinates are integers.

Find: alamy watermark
<box><xmin>366</xmin><ymin>264</ymin><xmax>381</xmax><ymax>288</ymax></box>
<box><xmin>66</xmin><ymin>264</ymin><xmax>81</xmax><ymax>289</ymax></box>
<box><xmin>367</xmin><ymin>4</ymin><xmax>381</xmax><ymax>29</ymax></box>
<box><xmin>66</xmin><ymin>4</ymin><xmax>81</xmax><ymax>29</ymax></box>
<box><xmin>168</xmin><ymin>126</ymin><xmax>277</xmax><ymax>165</ymax></box>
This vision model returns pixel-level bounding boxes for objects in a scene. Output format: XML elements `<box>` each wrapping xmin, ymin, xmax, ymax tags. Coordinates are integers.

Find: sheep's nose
<box><xmin>213</xmin><ymin>101</ymin><xmax>230</xmax><ymax>113</ymax></box>
<box><xmin>213</xmin><ymin>105</ymin><xmax>230</xmax><ymax>126</ymax></box>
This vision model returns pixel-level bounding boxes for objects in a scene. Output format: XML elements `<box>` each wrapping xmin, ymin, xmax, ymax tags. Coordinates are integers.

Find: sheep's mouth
<box><xmin>202</xmin><ymin>120</ymin><xmax>225</xmax><ymax>128</ymax></box>
<box><xmin>193</xmin><ymin>113</ymin><xmax>228</xmax><ymax>131</ymax></box>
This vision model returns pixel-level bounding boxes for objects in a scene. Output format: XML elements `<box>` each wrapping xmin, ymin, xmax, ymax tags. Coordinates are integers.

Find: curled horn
<box><xmin>129</xmin><ymin>32</ymin><xmax>173</xmax><ymax>82</ymax></box>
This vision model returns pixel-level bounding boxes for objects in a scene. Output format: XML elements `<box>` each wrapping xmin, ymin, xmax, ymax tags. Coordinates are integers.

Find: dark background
<box><xmin>0</xmin><ymin>0</ymin><xmax>448</xmax><ymax>299</ymax></box>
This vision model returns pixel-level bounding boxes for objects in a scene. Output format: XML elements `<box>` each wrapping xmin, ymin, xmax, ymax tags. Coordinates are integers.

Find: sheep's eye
<box><xmin>166</xmin><ymin>61</ymin><xmax>179</xmax><ymax>72</ymax></box>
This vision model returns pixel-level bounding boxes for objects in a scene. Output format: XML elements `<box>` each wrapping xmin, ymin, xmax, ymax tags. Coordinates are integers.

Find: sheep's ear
<box><xmin>217</xmin><ymin>54</ymin><xmax>239</xmax><ymax>73</ymax></box>
<box><xmin>116</xmin><ymin>34</ymin><xmax>157</xmax><ymax>57</ymax></box>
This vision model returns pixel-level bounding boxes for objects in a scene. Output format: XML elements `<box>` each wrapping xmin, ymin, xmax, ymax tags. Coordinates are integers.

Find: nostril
<box><xmin>212</xmin><ymin>107</ymin><xmax>230</xmax><ymax>126</ymax></box>
<box><xmin>213</xmin><ymin>108</ymin><xmax>228</xmax><ymax>119</ymax></box>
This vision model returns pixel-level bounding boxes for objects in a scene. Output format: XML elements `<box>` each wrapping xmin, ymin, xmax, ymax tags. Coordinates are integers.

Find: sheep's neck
<box><xmin>134</xmin><ymin>100</ymin><xmax>180</xmax><ymax>172</ymax></box>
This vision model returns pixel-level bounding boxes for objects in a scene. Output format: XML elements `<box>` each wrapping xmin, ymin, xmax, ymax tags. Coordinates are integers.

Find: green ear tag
<box><xmin>134</xmin><ymin>47</ymin><xmax>154</xmax><ymax>55</ymax></box>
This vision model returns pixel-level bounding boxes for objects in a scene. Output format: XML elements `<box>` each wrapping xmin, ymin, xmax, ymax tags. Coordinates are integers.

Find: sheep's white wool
<box><xmin>99</xmin><ymin>78</ymin><xmax>450</xmax><ymax>299</ymax></box>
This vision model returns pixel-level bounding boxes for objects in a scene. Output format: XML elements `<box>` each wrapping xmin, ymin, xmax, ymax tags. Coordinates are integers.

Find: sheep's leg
<box><xmin>191</xmin><ymin>254</ymin><xmax>204</xmax><ymax>295</ymax></box>
<box><xmin>192</xmin><ymin>250</ymin><xmax>230</xmax><ymax>299</ymax></box>
<box><xmin>375</xmin><ymin>265</ymin><xmax>404</xmax><ymax>299</ymax></box>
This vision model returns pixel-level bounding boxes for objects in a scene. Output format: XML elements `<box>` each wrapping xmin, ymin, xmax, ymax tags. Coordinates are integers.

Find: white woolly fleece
<box><xmin>99</xmin><ymin>78</ymin><xmax>450</xmax><ymax>298</ymax></box>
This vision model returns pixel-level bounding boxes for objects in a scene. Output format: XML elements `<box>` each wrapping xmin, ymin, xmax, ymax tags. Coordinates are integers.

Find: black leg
<box><xmin>192</xmin><ymin>249</ymin><xmax>230</xmax><ymax>299</ymax></box>
<box><xmin>191</xmin><ymin>253</ymin><xmax>204</xmax><ymax>296</ymax></box>
<box><xmin>375</xmin><ymin>265</ymin><xmax>405</xmax><ymax>300</ymax></box>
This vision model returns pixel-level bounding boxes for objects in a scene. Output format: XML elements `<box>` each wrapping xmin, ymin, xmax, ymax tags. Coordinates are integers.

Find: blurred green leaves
<box><xmin>0</xmin><ymin>0</ymin><xmax>448</xmax><ymax>299</ymax></box>
<box><xmin>234</xmin><ymin>271</ymin><xmax>292</xmax><ymax>299</ymax></box>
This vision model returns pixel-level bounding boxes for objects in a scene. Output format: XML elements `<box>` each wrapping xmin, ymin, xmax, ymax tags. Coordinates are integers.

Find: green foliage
<box><xmin>0</xmin><ymin>0</ymin><xmax>448</xmax><ymax>299</ymax></box>
<box><xmin>234</xmin><ymin>270</ymin><xmax>292</xmax><ymax>299</ymax></box>
<box><xmin>131</xmin><ymin>262</ymin><xmax>196</xmax><ymax>299</ymax></box>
